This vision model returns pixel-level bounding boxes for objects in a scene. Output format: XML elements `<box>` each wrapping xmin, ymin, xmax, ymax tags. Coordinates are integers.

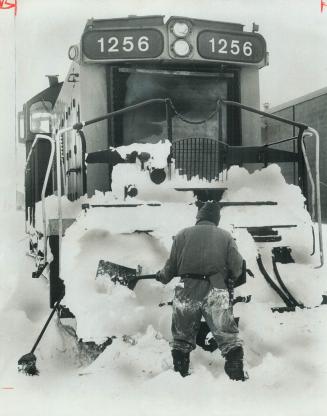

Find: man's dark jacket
<box><xmin>160</xmin><ymin>220</ymin><xmax>244</xmax><ymax>289</ymax></box>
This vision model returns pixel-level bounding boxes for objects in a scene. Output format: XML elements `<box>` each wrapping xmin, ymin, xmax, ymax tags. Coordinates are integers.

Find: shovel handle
<box><xmin>30</xmin><ymin>301</ymin><xmax>60</xmax><ymax>354</ymax></box>
<box><xmin>136</xmin><ymin>274</ymin><xmax>157</xmax><ymax>280</ymax></box>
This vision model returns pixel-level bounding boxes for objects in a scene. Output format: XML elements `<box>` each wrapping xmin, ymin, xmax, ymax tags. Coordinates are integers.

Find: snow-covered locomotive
<box><xmin>20</xmin><ymin>16</ymin><xmax>324</xmax><ymax>361</ymax></box>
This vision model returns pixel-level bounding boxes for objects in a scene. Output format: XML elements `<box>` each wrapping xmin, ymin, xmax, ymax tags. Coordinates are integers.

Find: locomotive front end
<box><xmin>21</xmin><ymin>15</ymin><xmax>324</xmax><ymax>362</ymax></box>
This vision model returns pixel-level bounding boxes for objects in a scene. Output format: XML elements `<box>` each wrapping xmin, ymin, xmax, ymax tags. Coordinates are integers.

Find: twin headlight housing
<box><xmin>170</xmin><ymin>20</ymin><xmax>192</xmax><ymax>58</ymax></box>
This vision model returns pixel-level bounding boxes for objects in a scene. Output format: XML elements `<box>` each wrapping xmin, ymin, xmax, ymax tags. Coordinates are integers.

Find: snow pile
<box><xmin>222</xmin><ymin>164</ymin><xmax>309</xmax><ymax>225</ymax></box>
<box><xmin>21</xmin><ymin>159</ymin><xmax>325</xmax><ymax>416</ymax></box>
<box><xmin>61</xmin><ymin>203</ymin><xmax>197</xmax><ymax>341</ymax></box>
<box><xmin>59</xmin><ymin>164</ymin><xmax>320</xmax><ymax>343</ymax></box>
<box><xmin>1</xmin><ymin>204</ymin><xmax>327</xmax><ymax>416</ymax></box>
<box><xmin>221</xmin><ymin>164</ymin><xmax>313</xmax><ymax>256</ymax></box>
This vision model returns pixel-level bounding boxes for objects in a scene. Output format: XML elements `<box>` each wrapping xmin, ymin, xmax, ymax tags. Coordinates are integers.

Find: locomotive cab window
<box><xmin>30</xmin><ymin>101</ymin><xmax>52</xmax><ymax>134</ymax></box>
<box><xmin>108</xmin><ymin>67</ymin><xmax>239</xmax><ymax>147</ymax></box>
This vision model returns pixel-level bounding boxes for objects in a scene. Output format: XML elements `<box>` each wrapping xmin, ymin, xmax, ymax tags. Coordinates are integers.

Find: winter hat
<box><xmin>196</xmin><ymin>202</ymin><xmax>220</xmax><ymax>225</ymax></box>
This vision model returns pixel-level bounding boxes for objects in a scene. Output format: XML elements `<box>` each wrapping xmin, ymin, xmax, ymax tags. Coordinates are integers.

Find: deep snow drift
<box><xmin>59</xmin><ymin>164</ymin><xmax>320</xmax><ymax>343</ymax></box>
<box><xmin>1</xmin><ymin>163</ymin><xmax>327</xmax><ymax>416</ymax></box>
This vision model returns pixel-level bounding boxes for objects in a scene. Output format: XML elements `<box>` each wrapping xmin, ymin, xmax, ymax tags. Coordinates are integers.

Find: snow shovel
<box><xmin>96</xmin><ymin>260</ymin><xmax>157</xmax><ymax>290</ymax></box>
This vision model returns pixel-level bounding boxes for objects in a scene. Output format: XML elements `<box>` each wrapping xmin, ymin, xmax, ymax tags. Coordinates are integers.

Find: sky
<box><xmin>0</xmin><ymin>0</ymin><xmax>327</xmax><ymax>203</ymax></box>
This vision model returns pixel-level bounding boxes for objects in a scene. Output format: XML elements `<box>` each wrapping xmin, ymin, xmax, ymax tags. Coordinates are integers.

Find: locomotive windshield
<box><xmin>110</xmin><ymin>68</ymin><xmax>229</xmax><ymax>146</ymax></box>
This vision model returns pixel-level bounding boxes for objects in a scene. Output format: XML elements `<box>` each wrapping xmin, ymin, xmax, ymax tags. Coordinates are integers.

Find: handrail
<box><xmin>55</xmin><ymin>127</ymin><xmax>73</xmax><ymax>278</ymax></box>
<box><xmin>220</xmin><ymin>99</ymin><xmax>309</xmax><ymax>130</ymax></box>
<box><xmin>305</xmin><ymin>127</ymin><xmax>324</xmax><ymax>268</ymax></box>
<box><xmin>74</xmin><ymin>97</ymin><xmax>309</xmax><ymax>136</ymax></box>
<box><xmin>73</xmin><ymin>98</ymin><xmax>170</xmax><ymax>130</ymax></box>
<box><xmin>73</xmin><ymin>97</ymin><xmax>220</xmax><ymax>130</ymax></box>
<box><xmin>219</xmin><ymin>99</ymin><xmax>323</xmax><ymax>267</ymax></box>
<box><xmin>264</xmin><ymin>136</ymin><xmax>298</xmax><ymax>148</ymax></box>
<box><xmin>25</xmin><ymin>136</ymin><xmax>40</xmax><ymax>235</ymax></box>
<box><xmin>25</xmin><ymin>134</ymin><xmax>55</xmax><ymax>263</ymax></box>
<box><xmin>301</xmin><ymin>133</ymin><xmax>316</xmax><ymax>220</ymax></box>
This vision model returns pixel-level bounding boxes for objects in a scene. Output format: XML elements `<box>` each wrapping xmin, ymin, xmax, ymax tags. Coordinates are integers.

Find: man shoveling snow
<box><xmin>156</xmin><ymin>202</ymin><xmax>247</xmax><ymax>381</ymax></box>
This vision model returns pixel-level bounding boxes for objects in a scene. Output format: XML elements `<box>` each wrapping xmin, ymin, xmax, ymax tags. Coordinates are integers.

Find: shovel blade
<box><xmin>18</xmin><ymin>352</ymin><xmax>39</xmax><ymax>376</ymax></box>
<box><xmin>96</xmin><ymin>260</ymin><xmax>138</xmax><ymax>290</ymax></box>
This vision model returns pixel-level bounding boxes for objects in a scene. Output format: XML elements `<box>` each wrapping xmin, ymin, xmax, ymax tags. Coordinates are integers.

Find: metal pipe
<box><xmin>25</xmin><ymin>134</ymin><xmax>55</xmax><ymax>263</ymax></box>
<box><xmin>306</xmin><ymin>127</ymin><xmax>324</xmax><ymax>268</ymax></box>
<box><xmin>25</xmin><ymin>136</ymin><xmax>40</xmax><ymax>171</ymax></box>
<box><xmin>301</xmin><ymin>133</ymin><xmax>316</xmax><ymax>220</ymax></box>
<box><xmin>39</xmin><ymin>135</ymin><xmax>55</xmax><ymax>263</ymax></box>
<box><xmin>221</xmin><ymin>99</ymin><xmax>308</xmax><ymax>130</ymax></box>
<box><xmin>62</xmin><ymin>131</ymin><xmax>68</xmax><ymax>196</ymax></box>
<box><xmin>55</xmin><ymin>127</ymin><xmax>74</xmax><ymax>278</ymax></box>
<box><xmin>73</xmin><ymin>98</ymin><xmax>169</xmax><ymax>130</ymax></box>
<box><xmin>264</xmin><ymin>136</ymin><xmax>298</xmax><ymax>147</ymax></box>
<box><xmin>24</xmin><ymin>137</ymin><xmax>40</xmax><ymax>235</ymax></box>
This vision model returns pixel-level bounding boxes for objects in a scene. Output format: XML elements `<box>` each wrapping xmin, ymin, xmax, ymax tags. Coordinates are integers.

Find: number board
<box><xmin>197</xmin><ymin>30</ymin><xmax>266</xmax><ymax>64</ymax></box>
<box><xmin>82</xmin><ymin>29</ymin><xmax>164</xmax><ymax>60</ymax></box>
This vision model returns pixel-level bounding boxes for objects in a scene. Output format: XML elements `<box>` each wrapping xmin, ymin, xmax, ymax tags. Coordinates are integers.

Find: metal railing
<box><xmin>218</xmin><ymin>99</ymin><xmax>323</xmax><ymax>268</ymax></box>
<box><xmin>305</xmin><ymin>127</ymin><xmax>323</xmax><ymax>267</ymax></box>
<box><xmin>25</xmin><ymin>134</ymin><xmax>55</xmax><ymax>263</ymax></box>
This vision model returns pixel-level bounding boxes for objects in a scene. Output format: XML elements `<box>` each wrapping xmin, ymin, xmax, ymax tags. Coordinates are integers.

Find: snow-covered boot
<box><xmin>171</xmin><ymin>349</ymin><xmax>190</xmax><ymax>377</ymax></box>
<box><xmin>224</xmin><ymin>346</ymin><xmax>246</xmax><ymax>381</ymax></box>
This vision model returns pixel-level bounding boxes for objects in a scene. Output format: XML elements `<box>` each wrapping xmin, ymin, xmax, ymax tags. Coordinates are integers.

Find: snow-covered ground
<box><xmin>1</xmin><ymin>191</ymin><xmax>327</xmax><ymax>416</ymax></box>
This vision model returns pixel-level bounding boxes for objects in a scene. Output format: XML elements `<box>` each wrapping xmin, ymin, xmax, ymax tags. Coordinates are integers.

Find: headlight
<box><xmin>172</xmin><ymin>39</ymin><xmax>191</xmax><ymax>57</ymax></box>
<box><xmin>172</xmin><ymin>21</ymin><xmax>190</xmax><ymax>38</ymax></box>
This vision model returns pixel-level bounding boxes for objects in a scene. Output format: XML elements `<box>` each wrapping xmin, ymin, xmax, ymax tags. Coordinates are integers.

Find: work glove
<box><xmin>156</xmin><ymin>270</ymin><xmax>164</xmax><ymax>283</ymax></box>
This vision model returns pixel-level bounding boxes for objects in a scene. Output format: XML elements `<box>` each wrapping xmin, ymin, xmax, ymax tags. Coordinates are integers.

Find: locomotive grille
<box><xmin>172</xmin><ymin>137</ymin><xmax>221</xmax><ymax>181</ymax></box>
